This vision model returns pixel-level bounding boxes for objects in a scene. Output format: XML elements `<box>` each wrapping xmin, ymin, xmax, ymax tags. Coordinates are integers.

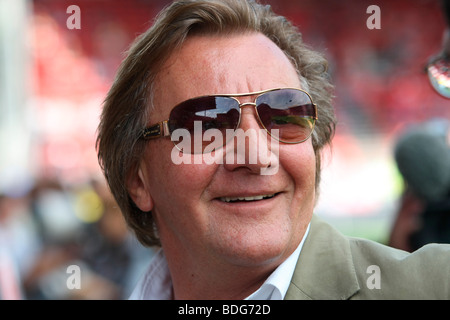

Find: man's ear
<box><xmin>127</xmin><ymin>165</ymin><xmax>154</xmax><ymax>212</ymax></box>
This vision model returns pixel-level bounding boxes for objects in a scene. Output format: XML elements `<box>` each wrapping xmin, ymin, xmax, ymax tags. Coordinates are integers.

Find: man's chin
<box><xmin>211</xmin><ymin>236</ymin><xmax>292</xmax><ymax>269</ymax></box>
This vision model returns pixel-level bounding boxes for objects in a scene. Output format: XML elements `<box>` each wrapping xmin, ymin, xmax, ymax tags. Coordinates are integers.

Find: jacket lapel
<box><xmin>285</xmin><ymin>215</ymin><xmax>360</xmax><ymax>300</ymax></box>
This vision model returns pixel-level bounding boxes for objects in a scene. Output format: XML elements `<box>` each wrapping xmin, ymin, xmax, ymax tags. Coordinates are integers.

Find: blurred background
<box><xmin>0</xmin><ymin>0</ymin><xmax>449</xmax><ymax>299</ymax></box>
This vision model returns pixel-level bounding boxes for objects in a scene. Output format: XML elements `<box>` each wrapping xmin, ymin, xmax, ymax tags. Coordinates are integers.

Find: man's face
<box><xmin>130</xmin><ymin>33</ymin><xmax>316</xmax><ymax>268</ymax></box>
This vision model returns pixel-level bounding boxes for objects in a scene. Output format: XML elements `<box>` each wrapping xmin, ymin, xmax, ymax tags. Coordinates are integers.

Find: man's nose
<box><xmin>222</xmin><ymin>106</ymin><xmax>279</xmax><ymax>175</ymax></box>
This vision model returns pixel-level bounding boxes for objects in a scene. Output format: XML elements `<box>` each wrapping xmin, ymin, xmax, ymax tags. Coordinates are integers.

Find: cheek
<box><xmin>144</xmin><ymin>144</ymin><xmax>219</xmax><ymax>244</ymax></box>
<box><xmin>280</xmin><ymin>142</ymin><xmax>317</xmax><ymax>242</ymax></box>
<box><xmin>279</xmin><ymin>141</ymin><xmax>317</xmax><ymax>212</ymax></box>
<box><xmin>280</xmin><ymin>141</ymin><xmax>316</xmax><ymax>186</ymax></box>
<box><xmin>145</xmin><ymin>143</ymin><xmax>217</xmax><ymax>210</ymax></box>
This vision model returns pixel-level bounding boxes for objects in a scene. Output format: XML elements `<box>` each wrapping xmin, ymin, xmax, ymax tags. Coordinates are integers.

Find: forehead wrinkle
<box><xmin>153</xmin><ymin>33</ymin><xmax>302</xmax><ymax>116</ymax></box>
<box><xmin>164</xmin><ymin>35</ymin><xmax>265</xmax><ymax>96</ymax></box>
<box><xmin>166</xmin><ymin>47</ymin><xmax>231</xmax><ymax>97</ymax></box>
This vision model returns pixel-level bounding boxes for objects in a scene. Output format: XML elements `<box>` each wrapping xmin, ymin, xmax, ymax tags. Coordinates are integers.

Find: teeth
<box><xmin>220</xmin><ymin>194</ymin><xmax>275</xmax><ymax>203</ymax></box>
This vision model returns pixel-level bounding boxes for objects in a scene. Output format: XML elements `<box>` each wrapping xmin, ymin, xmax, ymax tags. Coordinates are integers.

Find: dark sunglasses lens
<box><xmin>256</xmin><ymin>89</ymin><xmax>316</xmax><ymax>143</ymax></box>
<box><xmin>168</xmin><ymin>96</ymin><xmax>240</xmax><ymax>153</ymax></box>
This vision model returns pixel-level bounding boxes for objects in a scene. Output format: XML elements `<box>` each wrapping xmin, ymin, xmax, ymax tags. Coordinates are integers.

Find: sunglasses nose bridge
<box><xmin>239</xmin><ymin>101</ymin><xmax>256</xmax><ymax>108</ymax></box>
<box><xmin>235</xmin><ymin>101</ymin><xmax>268</xmax><ymax>133</ymax></box>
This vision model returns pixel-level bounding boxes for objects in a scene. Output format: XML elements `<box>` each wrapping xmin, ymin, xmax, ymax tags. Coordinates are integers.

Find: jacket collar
<box><xmin>285</xmin><ymin>215</ymin><xmax>360</xmax><ymax>300</ymax></box>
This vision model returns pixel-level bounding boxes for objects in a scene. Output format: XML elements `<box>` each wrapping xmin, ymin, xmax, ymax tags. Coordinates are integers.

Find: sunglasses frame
<box><xmin>141</xmin><ymin>87</ymin><xmax>318</xmax><ymax>145</ymax></box>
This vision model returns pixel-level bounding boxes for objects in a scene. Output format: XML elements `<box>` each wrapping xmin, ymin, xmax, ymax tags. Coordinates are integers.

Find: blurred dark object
<box><xmin>426</xmin><ymin>0</ymin><xmax>450</xmax><ymax>98</ymax></box>
<box><xmin>389</xmin><ymin>119</ymin><xmax>450</xmax><ymax>251</ymax></box>
<box><xmin>409</xmin><ymin>191</ymin><xmax>450</xmax><ymax>250</ymax></box>
<box><xmin>394</xmin><ymin>119</ymin><xmax>450</xmax><ymax>202</ymax></box>
<box><xmin>443</xmin><ymin>0</ymin><xmax>450</xmax><ymax>25</ymax></box>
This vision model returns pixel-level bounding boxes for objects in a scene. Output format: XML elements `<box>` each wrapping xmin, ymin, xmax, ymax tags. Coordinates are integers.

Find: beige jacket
<box><xmin>285</xmin><ymin>216</ymin><xmax>450</xmax><ymax>299</ymax></box>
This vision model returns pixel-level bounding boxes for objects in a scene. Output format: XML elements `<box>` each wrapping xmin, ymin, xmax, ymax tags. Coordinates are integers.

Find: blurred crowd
<box><xmin>0</xmin><ymin>178</ymin><xmax>155</xmax><ymax>299</ymax></box>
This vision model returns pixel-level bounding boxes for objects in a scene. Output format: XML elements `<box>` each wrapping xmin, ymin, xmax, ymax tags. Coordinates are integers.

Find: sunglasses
<box><xmin>141</xmin><ymin>88</ymin><xmax>317</xmax><ymax>154</ymax></box>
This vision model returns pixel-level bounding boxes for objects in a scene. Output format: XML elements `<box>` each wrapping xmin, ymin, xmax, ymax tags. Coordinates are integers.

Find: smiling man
<box><xmin>132</xmin><ymin>32</ymin><xmax>316</xmax><ymax>299</ymax></box>
<box><xmin>96</xmin><ymin>0</ymin><xmax>450</xmax><ymax>300</ymax></box>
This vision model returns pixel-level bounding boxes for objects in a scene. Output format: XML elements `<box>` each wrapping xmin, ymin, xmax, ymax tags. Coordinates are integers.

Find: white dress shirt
<box><xmin>129</xmin><ymin>224</ymin><xmax>310</xmax><ymax>300</ymax></box>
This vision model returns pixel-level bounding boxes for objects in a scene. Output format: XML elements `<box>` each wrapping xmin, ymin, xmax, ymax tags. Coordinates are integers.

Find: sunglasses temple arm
<box><xmin>142</xmin><ymin>120</ymin><xmax>170</xmax><ymax>139</ymax></box>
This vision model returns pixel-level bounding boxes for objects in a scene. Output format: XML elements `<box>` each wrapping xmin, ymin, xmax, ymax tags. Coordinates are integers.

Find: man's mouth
<box><xmin>219</xmin><ymin>194</ymin><xmax>276</xmax><ymax>203</ymax></box>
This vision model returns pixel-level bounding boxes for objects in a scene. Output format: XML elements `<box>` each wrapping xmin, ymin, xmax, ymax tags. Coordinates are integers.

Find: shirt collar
<box><xmin>245</xmin><ymin>223</ymin><xmax>310</xmax><ymax>300</ymax></box>
<box><xmin>129</xmin><ymin>223</ymin><xmax>310</xmax><ymax>300</ymax></box>
<box><xmin>129</xmin><ymin>249</ymin><xmax>173</xmax><ymax>300</ymax></box>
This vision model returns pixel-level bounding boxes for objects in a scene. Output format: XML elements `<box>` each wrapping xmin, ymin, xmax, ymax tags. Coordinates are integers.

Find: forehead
<box><xmin>152</xmin><ymin>32</ymin><xmax>301</xmax><ymax>114</ymax></box>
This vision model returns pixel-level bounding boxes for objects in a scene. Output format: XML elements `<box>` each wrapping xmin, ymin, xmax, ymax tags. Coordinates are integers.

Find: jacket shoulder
<box><xmin>347</xmin><ymin>236</ymin><xmax>450</xmax><ymax>299</ymax></box>
<box><xmin>286</xmin><ymin>216</ymin><xmax>450</xmax><ymax>300</ymax></box>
